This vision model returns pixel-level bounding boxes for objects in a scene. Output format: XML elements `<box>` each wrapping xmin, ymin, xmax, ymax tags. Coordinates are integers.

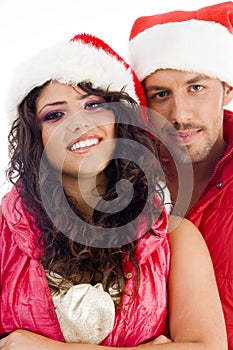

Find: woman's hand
<box><xmin>0</xmin><ymin>329</ymin><xmax>63</xmax><ymax>350</ymax></box>
<box><xmin>151</xmin><ymin>336</ymin><xmax>172</xmax><ymax>345</ymax></box>
<box><xmin>138</xmin><ymin>335</ymin><xmax>172</xmax><ymax>347</ymax></box>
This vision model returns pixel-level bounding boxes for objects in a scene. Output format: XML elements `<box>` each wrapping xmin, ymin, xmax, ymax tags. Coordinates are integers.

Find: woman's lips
<box><xmin>67</xmin><ymin>136</ymin><xmax>101</xmax><ymax>154</ymax></box>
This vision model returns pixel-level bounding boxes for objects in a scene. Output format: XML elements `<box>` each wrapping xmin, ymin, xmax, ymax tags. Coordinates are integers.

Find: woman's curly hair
<box><xmin>7</xmin><ymin>82</ymin><xmax>166</xmax><ymax>306</ymax></box>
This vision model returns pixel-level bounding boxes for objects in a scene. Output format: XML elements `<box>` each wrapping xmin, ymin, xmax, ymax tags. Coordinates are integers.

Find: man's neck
<box><xmin>162</xmin><ymin>138</ymin><xmax>227</xmax><ymax>216</ymax></box>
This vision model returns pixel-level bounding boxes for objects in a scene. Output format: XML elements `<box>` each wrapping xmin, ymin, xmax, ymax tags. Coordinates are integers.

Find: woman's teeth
<box><xmin>70</xmin><ymin>138</ymin><xmax>99</xmax><ymax>151</ymax></box>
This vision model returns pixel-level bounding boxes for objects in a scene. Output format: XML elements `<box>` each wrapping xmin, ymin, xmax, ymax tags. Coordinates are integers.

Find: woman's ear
<box><xmin>223</xmin><ymin>83</ymin><xmax>233</xmax><ymax>106</ymax></box>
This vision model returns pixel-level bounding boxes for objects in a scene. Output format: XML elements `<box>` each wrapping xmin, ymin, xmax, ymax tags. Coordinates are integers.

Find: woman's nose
<box><xmin>67</xmin><ymin>111</ymin><xmax>94</xmax><ymax>132</ymax></box>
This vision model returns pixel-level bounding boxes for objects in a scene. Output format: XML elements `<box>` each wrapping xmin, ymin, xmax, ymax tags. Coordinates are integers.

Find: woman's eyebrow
<box><xmin>38</xmin><ymin>101</ymin><xmax>66</xmax><ymax>114</ymax></box>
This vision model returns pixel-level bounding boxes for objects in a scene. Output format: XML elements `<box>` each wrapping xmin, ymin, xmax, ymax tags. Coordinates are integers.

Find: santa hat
<box><xmin>128</xmin><ymin>1</ymin><xmax>233</xmax><ymax>85</ymax></box>
<box><xmin>7</xmin><ymin>33</ymin><xmax>146</xmax><ymax>123</ymax></box>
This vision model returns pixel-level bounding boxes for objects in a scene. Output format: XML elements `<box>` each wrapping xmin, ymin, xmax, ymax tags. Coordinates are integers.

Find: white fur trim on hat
<box><xmin>7</xmin><ymin>39</ymin><xmax>139</xmax><ymax>123</ymax></box>
<box><xmin>128</xmin><ymin>19</ymin><xmax>233</xmax><ymax>85</ymax></box>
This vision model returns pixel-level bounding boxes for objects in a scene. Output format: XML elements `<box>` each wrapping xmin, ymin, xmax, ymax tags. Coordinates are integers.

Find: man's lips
<box><xmin>67</xmin><ymin>135</ymin><xmax>101</xmax><ymax>153</ymax></box>
<box><xmin>166</xmin><ymin>129</ymin><xmax>202</xmax><ymax>145</ymax></box>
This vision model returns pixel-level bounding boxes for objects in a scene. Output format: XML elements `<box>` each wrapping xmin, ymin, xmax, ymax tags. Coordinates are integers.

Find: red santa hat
<box><xmin>7</xmin><ymin>33</ymin><xmax>146</xmax><ymax>123</ymax></box>
<box><xmin>128</xmin><ymin>1</ymin><xmax>233</xmax><ymax>85</ymax></box>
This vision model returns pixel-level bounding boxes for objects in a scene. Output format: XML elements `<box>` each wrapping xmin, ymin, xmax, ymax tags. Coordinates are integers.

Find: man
<box><xmin>128</xmin><ymin>1</ymin><xmax>233</xmax><ymax>348</ymax></box>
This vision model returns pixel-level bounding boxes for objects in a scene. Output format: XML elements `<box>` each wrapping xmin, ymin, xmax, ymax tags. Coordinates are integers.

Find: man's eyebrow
<box><xmin>144</xmin><ymin>85</ymin><xmax>167</xmax><ymax>92</ymax></box>
<box><xmin>185</xmin><ymin>75</ymin><xmax>211</xmax><ymax>85</ymax></box>
<box><xmin>144</xmin><ymin>74</ymin><xmax>211</xmax><ymax>92</ymax></box>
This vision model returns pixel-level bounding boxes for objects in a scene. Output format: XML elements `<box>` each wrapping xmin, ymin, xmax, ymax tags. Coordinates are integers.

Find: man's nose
<box><xmin>168</xmin><ymin>96</ymin><xmax>193</xmax><ymax>125</ymax></box>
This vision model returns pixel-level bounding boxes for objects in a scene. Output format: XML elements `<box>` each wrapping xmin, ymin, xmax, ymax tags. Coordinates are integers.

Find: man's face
<box><xmin>144</xmin><ymin>69</ymin><xmax>233</xmax><ymax>164</ymax></box>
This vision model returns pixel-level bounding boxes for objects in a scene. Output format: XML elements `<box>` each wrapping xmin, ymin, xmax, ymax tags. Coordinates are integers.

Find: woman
<box><xmin>0</xmin><ymin>34</ymin><xmax>227</xmax><ymax>349</ymax></box>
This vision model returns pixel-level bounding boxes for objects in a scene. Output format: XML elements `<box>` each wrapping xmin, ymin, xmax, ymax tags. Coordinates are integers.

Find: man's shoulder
<box><xmin>224</xmin><ymin>109</ymin><xmax>233</xmax><ymax>117</ymax></box>
<box><xmin>224</xmin><ymin>109</ymin><xmax>233</xmax><ymax>145</ymax></box>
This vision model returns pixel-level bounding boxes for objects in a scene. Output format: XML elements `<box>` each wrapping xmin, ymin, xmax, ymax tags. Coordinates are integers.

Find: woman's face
<box><xmin>36</xmin><ymin>81</ymin><xmax>116</xmax><ymax>179</ymax></box>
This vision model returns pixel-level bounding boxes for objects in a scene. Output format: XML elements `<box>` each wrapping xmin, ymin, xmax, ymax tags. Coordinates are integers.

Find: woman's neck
<box><xmin>62</xmin><ymin>172</ymin><xmax>108</xmax><ymax>221</ymax></box>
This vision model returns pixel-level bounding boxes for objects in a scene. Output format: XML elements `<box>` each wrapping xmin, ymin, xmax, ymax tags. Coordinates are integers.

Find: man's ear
<box><xmin>223</xmin><ymin>83</ymin><xmax>233</xmax><ymax>106</ymax></box>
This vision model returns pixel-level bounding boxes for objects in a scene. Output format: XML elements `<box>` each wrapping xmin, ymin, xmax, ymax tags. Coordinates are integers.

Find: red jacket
<box><xmin>187</xmin><ymin>110</ymin><xmax>233</xmax><ymax>349</ymax></box>
<box><xmin>0</xmin><ymin>187</ymin><xmax>170</xmax><ymax>346</ymax></box>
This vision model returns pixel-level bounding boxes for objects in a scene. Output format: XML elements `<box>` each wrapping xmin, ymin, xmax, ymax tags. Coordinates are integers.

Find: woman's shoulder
<box><xmin>168</xmin><ymin>215</ymin><xmax>199</xmax><ymax>234</ymax></box>
<box><xmin>168</xmin><ymin>215</ymin><xmax>208</xmax><ymax>255</ymax></box>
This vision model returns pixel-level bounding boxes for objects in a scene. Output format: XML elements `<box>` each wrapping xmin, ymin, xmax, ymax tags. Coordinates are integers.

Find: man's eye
<box><xmin>148</xmin><ymin>91</ymin><xmax>169</xmax><ymax>100</ymax></box>
<box><xmin>190</xmin><ymin>85</ymin><xmax>204</xmax><ymax>92</ymax></box>
<box><xmin>157</xmin><ymin>91</ymin><xmax>169</xmax><ymax>98</ymax></box>
<box><xmin>42</xmin><ymin>111</ymin><xmax>65</xmax><ymax>122</ymax></box>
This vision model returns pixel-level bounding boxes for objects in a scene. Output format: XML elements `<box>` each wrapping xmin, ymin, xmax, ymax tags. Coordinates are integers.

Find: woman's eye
<box><xmin>42</xmin><ymin>111</ymin><xmax>65</xmax><ymax>122</ymax></box>
<box><xmin>84</xmin><ymin>101</ymin><xmax>105</xmax><ymax>110</ymax></box>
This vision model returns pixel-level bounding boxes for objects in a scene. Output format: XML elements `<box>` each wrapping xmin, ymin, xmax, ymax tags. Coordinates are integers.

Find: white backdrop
<box><xmin>0</xmin><ymin>0</ymin><xmax>231</xmax><ymax>199</ymax></box>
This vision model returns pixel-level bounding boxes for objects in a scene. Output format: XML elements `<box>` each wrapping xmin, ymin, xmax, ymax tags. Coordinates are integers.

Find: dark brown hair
<box><xmin>7</xmin><ymin>81</ymin><xmax>166</xmax><ymax>306</ymax></box>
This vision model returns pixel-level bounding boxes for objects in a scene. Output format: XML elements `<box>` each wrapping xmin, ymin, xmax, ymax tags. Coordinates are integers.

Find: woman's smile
<box><xmin>67</xmin><ymin>135</ymin><xmax>101</xmax><ymax>154</ymax></box>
